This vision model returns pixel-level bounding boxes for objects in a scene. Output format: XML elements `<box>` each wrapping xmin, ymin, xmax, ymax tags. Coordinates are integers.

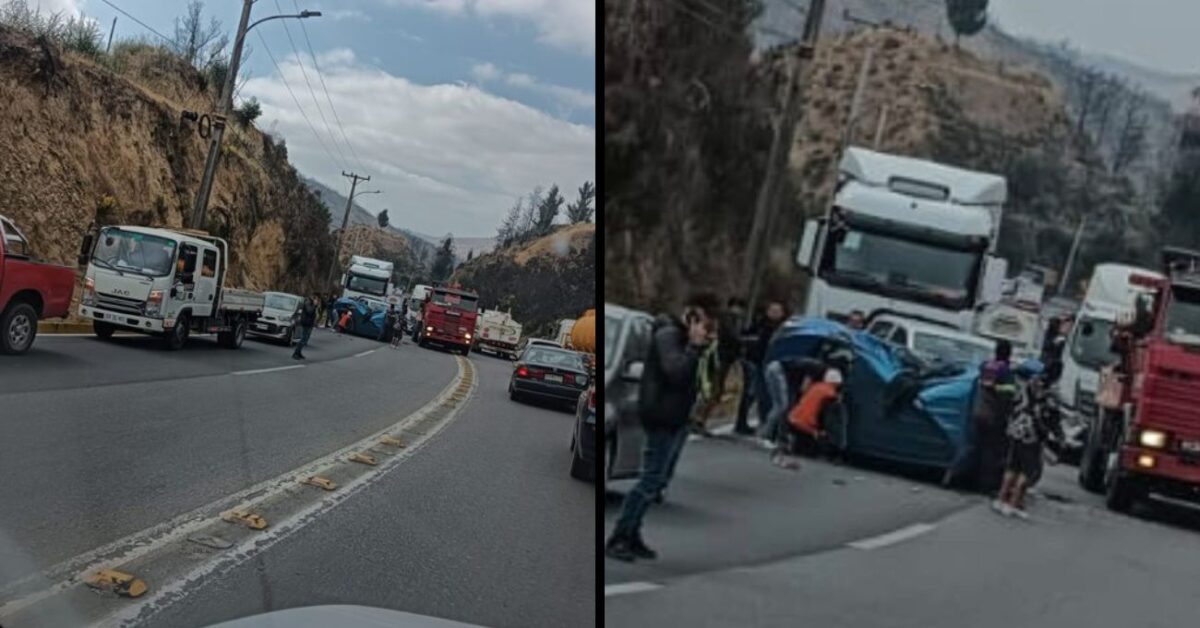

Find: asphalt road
<box><xmin>0</xmin><ymin>330</ymin><xmax>593</xmax><ymax>628</ymax></box>
<box><xmin>605</xmin><ymin>435</ymin><xmax>1200</xmax><ymax>627</ymax></box>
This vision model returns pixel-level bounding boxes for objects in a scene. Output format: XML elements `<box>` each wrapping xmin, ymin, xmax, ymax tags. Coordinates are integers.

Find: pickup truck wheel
<box><xmin>163</xmin><ymin>315</ymin><xmax>189</xmax><ymax>350</ymax></box>
<box><xmin>0</xmin><ymin>302</ymin><xmax>38</xmax><ymax>355</ymax></box>
<box><xmin>93</xmin><ymin>321</ymin><xmax>116</xmax><ymax>340</ymax></box>
<box><xmin>220</xmin><ymin>318</ymin><xmax>247</xmax><ymax>349</ymax></box>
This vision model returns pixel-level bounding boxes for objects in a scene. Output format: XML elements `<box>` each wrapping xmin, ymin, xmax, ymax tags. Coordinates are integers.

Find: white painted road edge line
<box><xmin>0</xmin><ymin>358</ymin><xmax>469</xmax><ymax>619</ymax></box>
<box><xmin>605</xmin><ymin>582</ymin><xmax>663</xmax><ymax>598</ymax></box>
<box><xmin>231</xmin><ymin>365</ymin><xmax>305</xmax><ymax>375</ymax></box>
<box><xmin>352</xmin><ymin>348</ymin><xmax>377</xmax><ymax>358</ymax></box>
<box><xmin>847</xmin><ymin>523</ymin><xmax>937</xmax><ymax>550</ymax></box>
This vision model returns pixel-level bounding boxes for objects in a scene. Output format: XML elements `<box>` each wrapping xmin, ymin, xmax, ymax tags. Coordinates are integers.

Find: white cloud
<box><xmin>244</xmin><ymin>48</ymin><xmax>594</xmax><ymax>236</ymax></box>
<box><xmin>472</xmin><ymin>63</ymin><xmax>594</xmax><ymax>115</ymax></box>
<box><xmin>327</xmin><ymin>9</ymin><xmax>370</xmax><ymax>21</ymax></box>
<box><xmin>35</xmin><ymin>0</ymin><xmax>82</xmax><ymax>15</ymax></box>
<box><xmin>383</xmin><ymin>0</ymin><xmax>594</xmax><ymax>55</ymax></box>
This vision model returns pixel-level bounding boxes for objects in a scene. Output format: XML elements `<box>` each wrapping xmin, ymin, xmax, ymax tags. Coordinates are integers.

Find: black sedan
<box><xmin>508</xmin><ymin>346</ymin><xmax>590</xmax><ymax>408</ymax></box>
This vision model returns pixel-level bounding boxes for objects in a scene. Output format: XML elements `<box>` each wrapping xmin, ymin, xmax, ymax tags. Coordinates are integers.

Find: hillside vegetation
<box><xmin>0</xmin><ymin>22</ymin><xmax>335</xmax><ymax>299</ymax></box>
<box><xmin>453</xmin><ymin>223</ymin><xmax>595</xmax><ymax>339</ymax></box>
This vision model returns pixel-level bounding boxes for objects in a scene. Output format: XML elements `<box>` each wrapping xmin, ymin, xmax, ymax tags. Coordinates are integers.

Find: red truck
<box><xmin>1080</xmin><ymin>247</ymin><xmax>1200</xmax><ymax>513</ymax></box>
<box><xmin>0</xmin><ymin>215</ymin><xmax>75</xmax><ymax>354</ymax></box>
<box><xmin>415</xmin><ymin>284</ymin><xmax>479</xmax><ymax>355</ymax></box>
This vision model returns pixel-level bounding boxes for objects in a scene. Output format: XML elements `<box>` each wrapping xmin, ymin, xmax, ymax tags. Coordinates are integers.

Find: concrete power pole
<box><xmin>841</xmin><ymin>45</ymin><xmax>875</xmax><ymax>151</ymax></box>
<box><xmin>1059</xmin><ymin>216</ymin><xmax>1087</xmax><ymax>297</ymax></box>
<box><xmin>743</xmin><ymin>0</ymin><xmax>828</xmax><ymax>316</ymax></box>
<box><xmin>105</xmin><ymin>17</ymin><xmax>117</xmax><ymax>54</ymax></box>
<box><xmin>188</xmin><ymin>0</ymin><xmax>254</xmax><ymax>231</ymax></box>
<box><xmin>327</xmin><ymin>171</ymin><xmax>370</xmax><ymax>289</ymax></box>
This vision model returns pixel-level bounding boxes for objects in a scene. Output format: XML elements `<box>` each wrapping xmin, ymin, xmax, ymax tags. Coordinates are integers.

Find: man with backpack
<box><xmin>972</xmin><ymin>340</ymin><xmax>1018</xmax><ymax>493</ymax></box>
<box><xmin>605</xmin><ymin>292</ymin><xmax>719</xmax><ymax>562</ymax></box>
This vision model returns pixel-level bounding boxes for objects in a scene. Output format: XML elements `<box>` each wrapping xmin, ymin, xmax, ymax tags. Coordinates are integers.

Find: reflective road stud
<box><xmin>85</xmin><ymin>570</ymin><xmax>148</xmax><ymax>598</ymax></box>
<box><xmin>349</xmin><ymin>452</ymin><xmax>378</xmax><ymax>466</ymax></box>
<box><xmin>220</xmin><ymin>510</ymin><xmax>268</xmax><ymax>530</ymax></box>
<box><xmin>301</xmin><ymin>475</ymin><xmax>337</xmax><ymax>490</ymax></box>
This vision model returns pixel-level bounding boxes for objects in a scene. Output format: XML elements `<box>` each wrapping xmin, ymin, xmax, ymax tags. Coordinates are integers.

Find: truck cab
<box><xmin>341</xmin><ymin>255</ymin><xmax>394</xmax><ymax>301</ymax></box>
<box><xmin>79</xmin><ymin>225</ymin><xmax>263</xmax><ymax>350</ymax></box>
<box><xmin>0</xmin><ymin>215</ymin><xmax>75</xmax><ymax>354</ymax></box>
<box><xmin>795</xmin><ymin>147</ymin><xmax>1008</xmax><ymax>331</ymax></box>
<box><xmin>1081</xmin><ymin>248</ymin><xmax>1200</xmax><ymax>512</ymax></box>
<box><xmin>415</xmin><ymin>285</ymin><xmax>478</xmax><ymax>355</ymax></box>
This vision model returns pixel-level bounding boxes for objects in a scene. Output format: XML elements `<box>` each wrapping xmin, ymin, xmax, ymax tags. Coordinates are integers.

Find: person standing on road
<box><xmin>735</xmin><ymin>299</ymin><xmax>788</xmax><ymax>436</ymax></box>
<box><xmin>657</xmin><ymin>315</ymin><xmax>722</xmax><ymax>504</ymax></box>
<box><xmin>325</xmin><ymin>294</ymin><xmax>339</xmax><ymax>328</ymax></box>
<box><xmin>972</xmin><ymin>340</ymin><xmax>1018</xmax><ymax>493</ymax></box>
<box><xmin>605</xmin><ymin>292</ymin><xmax>717</xmax><ymax>562</ymax></box>
<box><xmin>994</xmin><ymin>369</ymin><xmax>1061</xmax><ymax>519</ymax></box>
<box><xmin>292</xmin><ymin>294</ymin><xmax>318</xmax><ymax>360</ymax></box>
<box><xmin>390</xmin><ymin>310</ymin><xmax>405</xmax><ymax>349</ymax></box>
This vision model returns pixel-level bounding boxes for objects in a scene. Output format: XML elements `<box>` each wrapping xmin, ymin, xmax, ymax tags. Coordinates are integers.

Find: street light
<box><xmin>189</xmin><ymin>4</ymin><xmax>322</xmax><ymax>230</ymax></box>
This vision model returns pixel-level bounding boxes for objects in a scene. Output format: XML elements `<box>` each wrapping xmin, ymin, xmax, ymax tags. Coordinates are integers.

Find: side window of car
<box><xmin>890</xmin><ymin>326</ymin><xmax>909</xmax><ymax>346</ymax></box>
<box><xmin>868</xmin><ymin>321</ymin><xmax>893</xmax><ymax>339</ymax></box>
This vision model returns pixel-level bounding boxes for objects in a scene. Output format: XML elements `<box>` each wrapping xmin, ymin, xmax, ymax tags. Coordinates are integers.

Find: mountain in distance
<box><xmin>302</xmin><ymin>175</ymin><xmax>436</xmax><ymax>262</ymax></box>
<box><xmin>410</xmin><ymin>232</ymin><xmax>497</xmax><ymax>260</ymax></box>
<box><xmin>1074</xmin><ymin>49</ymin><xmax>1199</xmax><ymax>112</ymax></box>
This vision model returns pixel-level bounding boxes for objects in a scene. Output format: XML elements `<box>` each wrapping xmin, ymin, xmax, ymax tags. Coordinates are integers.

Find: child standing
<box><xmin>993</xmin><ymin>371</ymin><xmax>1058</xmax><ymax>520</ymax></box>
<box><xmin>390</xmin><ymin>315</ymin><xmax>405</xmax><ymax>348</ymax></box>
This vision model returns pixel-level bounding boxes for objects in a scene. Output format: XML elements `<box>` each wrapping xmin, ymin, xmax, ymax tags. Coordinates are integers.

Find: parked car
<box><xmin>601</xmin><ymin>304</ymin><xmax>653</xmax><ymax>484</ymax></box>
<box><xmin>247</xmin><ymin>291</ymin><xmax>303</xmax><ymax>345</ymax></box>
<box><xmin>569</xmin><ymin>384</ymin><xmax>596</xmax><ymax>481</ymax></box>
<box><xmin>509</xmin><ymin>345</ymin><xmax>590</xmax><ymax>408</ymax></box>
<box><xmin>521</xmin><ymin>338</ymin><xmax>562</xmax><ymax>351</ymax></box>
<box><xmin>1</xmin><ymin>215</ymin><xmax>75</xmax><ymax>355</ymax></box>
<box><xmin>866</xmin><ymin>313</ymin><xmax>994</xmax><ymax>369</ymax></box>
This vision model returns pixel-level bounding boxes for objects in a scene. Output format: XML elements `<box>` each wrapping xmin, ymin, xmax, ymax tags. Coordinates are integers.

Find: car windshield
<box><xmin>432</xmin><ymin>290</ymin><xmax>478</xmax><ymax>312</ymax></box>
<box><xmin>1070</xmin><ymin>316</ymin><xmax>1117</xmax><ymax>369</ymax></box>
<box><xmin>605</xmin><ymin>314</ymin><xmax>623</xmax><ymax>370</ymax></box>
<box><xmin>524</xmin><ymin>347</ymin><xmax>586</xmax><ymax>370</ymax></box>
<box><xmin>264</xmin><ymin>294</ymin><xmax>300</xmax><ymax>311</ymax></box>
<box><xmin>1164</xmin><ymin>286</ymin><xmax>1200</xmax><ymax>340</ymax></box>
<box><xmin>912</xmin><ymin>331</ymin><xmax>993</xmax><ymax>367</ymax></box>
<box><xmin>823</xmin><ymin>222</ymin><xmax>980</xmax><ymax>306</ymax></box>
<box><xmin>346</xmin><ymin>273</ymin><xmax>388</xmax><ymax>296</ymax></box>
<box><xmin>92</xmin><ymin>228</ymin><xmax>177</xmax><ymax>277</ymax></box>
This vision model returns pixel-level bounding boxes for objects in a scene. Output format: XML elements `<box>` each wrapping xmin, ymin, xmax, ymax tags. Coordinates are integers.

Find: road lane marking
<box><xmin>0</xmin><ymin>358</ymin><xmax>472</xmax><ymax>621</ymax></box>
<box><xmin>847</xmin><ymin>523</ymin><xmax>937</xmax><ymax>550</ymax></box>
<box><xmin>352</xmin><ymin>349</ymin><xmax>377</xmax><ymax>358</ymax></box>
<box><xmin>231</xmin><ymin>365</ymin><xmax>304</xmax><ymax>375</ymax></box>
<box><xmin>605</xmin><ymin>582</ymin><xmax>662</xmax><ymax>597</ymax></box>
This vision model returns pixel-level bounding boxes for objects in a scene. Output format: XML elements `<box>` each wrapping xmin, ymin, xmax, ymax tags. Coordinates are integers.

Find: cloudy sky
<box><xmin>42</xmin><ymin>0</ymin><xmax>595</xmax><ymax>237</ymax></box>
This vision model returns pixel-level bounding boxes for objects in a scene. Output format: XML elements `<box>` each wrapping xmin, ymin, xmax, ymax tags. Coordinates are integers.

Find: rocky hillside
<box><xmin>0</xmin><ymin>24</ymin><xmax>335</xmax><ymax>297</ymax></box>
<box><xmin>302</xmin><ymin>175</ymin><xmax>437</xmax><ymax>265</ymax></box>
<box><xmin>335</xmin><ymin>222</ymin><xmax>420</xmax><ymax>288</ymax></box>
<box><xmin>452</xmin><ymin>222</ymin><xmax>595</xmax><ymax>339</ymax></box>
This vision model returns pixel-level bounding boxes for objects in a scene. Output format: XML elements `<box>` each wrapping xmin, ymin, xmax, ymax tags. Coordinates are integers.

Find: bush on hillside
<box><xmin>234</xmin><ymin>97</ymin><xmax>262</xmax><ymax>128</ymax></box>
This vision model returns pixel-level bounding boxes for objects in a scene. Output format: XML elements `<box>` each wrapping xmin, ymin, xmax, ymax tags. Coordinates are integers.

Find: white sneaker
<box><xmin>990</xmin><ymin>499</ymin><xmax>1004</xmax><ymax>513</ymax></box>
<box><xmin>999</xmin><ymin>503</ymin><xmax>1016</xmax><ymax>517</ymax></box>
<box><xmin>1011</xmin><ymin>508</ymin><xmax>1030</xmax><ymax>521</ymax></box>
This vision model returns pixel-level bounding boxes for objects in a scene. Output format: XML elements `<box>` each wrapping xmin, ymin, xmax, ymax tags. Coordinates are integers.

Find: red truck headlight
<box><xmin>1138</xmin><ymin>429</ymin><xmax>1167</xmax><ymax>449</ymax></box>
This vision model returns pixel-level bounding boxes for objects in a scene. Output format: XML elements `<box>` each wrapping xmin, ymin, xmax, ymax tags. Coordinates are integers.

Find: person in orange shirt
<box><xmin>773</xmin><ymin>365</ymin><xmax>845</xmax><ymax>468</ymax></box>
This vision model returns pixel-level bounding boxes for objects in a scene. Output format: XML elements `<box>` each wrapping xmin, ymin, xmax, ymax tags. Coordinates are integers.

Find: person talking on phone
<box><xmin>605</xmin><ymin>291</ymin><xmax>719</xmax><ymax>562</ymax></box>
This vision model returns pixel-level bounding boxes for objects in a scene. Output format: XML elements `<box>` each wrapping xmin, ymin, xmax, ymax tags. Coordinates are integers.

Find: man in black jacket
<box><xmin>733</xmin><ymin>299</ymin><xmax>787</xmax><ymax>435</ymax></box>
<box><xmin>605</xmin><ymin>292</ymin><xmax>718</xmax><ymax>562</ymax></box>
<box><xmin>292</xmin><ymin>294</ymin><xmax>319</xmax><ymax>360</ymax></box>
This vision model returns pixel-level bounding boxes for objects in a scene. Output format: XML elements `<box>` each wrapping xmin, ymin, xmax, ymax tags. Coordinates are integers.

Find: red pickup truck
<box><xmin>0</xmin><ymin>215</ymin><xmax>75</xmax><ymax>354</ymax></box>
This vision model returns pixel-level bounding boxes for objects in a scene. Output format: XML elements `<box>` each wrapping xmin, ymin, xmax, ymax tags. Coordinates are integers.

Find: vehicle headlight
<box><xmin>465</xmin><ymin>333</ymin><xmax>472</xmax><ymax>340</ymax></box>
<box><xmin>1139</xmin><ymin>429</ymin><xmax>1167</xmax><ymax>449</ymax></box>
<box><xmin>145</xmin><ymin>290</ymin><xmax>163</xmax><ymax>315</ymax></box>
<box><xmin>426</xmin><ymin>326</ymin><xmax>434</xmax><ymax>332</ymax></box>
<box><xmin>82</xmin><ymin>277</ymin><xmax>96</xmax><ymax>305</ymax></box>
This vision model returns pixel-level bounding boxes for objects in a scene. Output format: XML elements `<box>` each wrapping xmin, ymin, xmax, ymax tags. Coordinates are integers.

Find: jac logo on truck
<box><xmin>110</xmin><ymin>289</ymin><xmax>131</xmax><ymax>296</ymax></box>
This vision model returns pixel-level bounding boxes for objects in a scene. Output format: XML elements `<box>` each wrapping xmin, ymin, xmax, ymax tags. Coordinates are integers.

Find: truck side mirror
<box><xmin>796</xmin><ymin>219</ymin><xmax>820</xmax><ymax>271</ymax></box>
<box><xmin>622</xmin><ymin>361</ymin><xmax>644</xmax><ymax>382</ymax></box>
<box><xmin>78</xmin><ymin>233</ymin><xmax>94</xmax><ymax>266</ymax></box>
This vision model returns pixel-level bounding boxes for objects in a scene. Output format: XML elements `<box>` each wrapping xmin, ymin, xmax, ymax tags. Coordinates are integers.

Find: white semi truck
<box><xmin>79</xmin><ymin>226</ymin><xmax>264</xmax><ymax>349</ymax></box>
<box><xmin>341</xmin><ymin>255</ymin><xmax>394</xmax><ymax>301</ymax></box>
<box><xmin>794</xmin><ymin>147</ymin><xmax>1008</xmax><ymax>331</ymax></box>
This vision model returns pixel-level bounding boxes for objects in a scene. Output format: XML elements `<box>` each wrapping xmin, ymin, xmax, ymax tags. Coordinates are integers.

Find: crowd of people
<box><xmin>606</xmin><ymin>295</ymin><xmax>1074</xmax><ymax>562</ymax></box>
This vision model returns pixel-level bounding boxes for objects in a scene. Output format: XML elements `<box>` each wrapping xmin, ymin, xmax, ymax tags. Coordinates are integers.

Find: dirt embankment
<box><xmin>453</xmin><ymin>223</ymin><xmax>595</xmax><ymax>339</ymax></box>
<box><xmin>0</xmin><ymin>25</ymin><xmax>336</xmax><ymax>315</ymax></box>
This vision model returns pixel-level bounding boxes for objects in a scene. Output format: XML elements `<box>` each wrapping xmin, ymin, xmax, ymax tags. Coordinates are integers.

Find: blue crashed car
<box><xmin>764</xmin><ymin>317</ymin><xmax>982</xmax><ymax>481</ymax></box>
<box><xmin>332</xmin><ymin>297</ymin><xmax>390</xmax><ymax>341</ymax></box>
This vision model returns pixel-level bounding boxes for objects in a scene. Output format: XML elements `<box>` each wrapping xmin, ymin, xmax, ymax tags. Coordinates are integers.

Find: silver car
<box><xmin>604</xmin><ymin>304</ymin><xmax>653</xmax><ymax>483</ymax></box>
<box><xmin>247</xmin><ymin>291</ymin><xmax>303</xmax><ymax>345</ymax></box>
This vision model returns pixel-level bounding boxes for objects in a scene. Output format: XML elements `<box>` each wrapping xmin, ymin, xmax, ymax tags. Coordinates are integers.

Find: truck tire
<box><xmin>220</xmin><ymin>317</ymin><xmax>247</xmax><ymax>349</ymax></box>
<box><xmin>163</xmin><ymin>315</ymin><xmax>190</xmax><ymax>350</ymax></box>
<box><xmin>0</xmin><ymin>301</ymin><xmax>38</xmax><ymax>355</ymax></box>
<box><xmin>1078</xmin><ymin>413</ymin><xmax>1107</xmax><ymax>493</ymax></box>
<box><xmin>93</xmin><ymin>321</ymin><xmax>116</xmax><ymax>340</ymax></box>
<box><xmin>1103</xmin><ymin>431</ymin><xmax>1142</xmax><ymax>513</ymax></box>
<box><xmin>461</xmin><ymin>344</ymin><xmax>470</xmax><ymax>356</ymax></box>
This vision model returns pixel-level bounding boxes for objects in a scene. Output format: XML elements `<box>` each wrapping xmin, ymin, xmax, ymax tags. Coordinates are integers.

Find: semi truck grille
<box><xmin>96</xmin><ymin>293</ymin><xmax>144</xmax><ymax>315</ymax></box>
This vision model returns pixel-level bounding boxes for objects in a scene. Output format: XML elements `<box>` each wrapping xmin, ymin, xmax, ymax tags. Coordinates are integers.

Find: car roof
<box><xmin>605</xmin><ymin>303</ymin><xmax>652</xmax><ymax>321</ymax></box>
<box><xmin>872</xmin><ymin>314</ymin><xmax>992</xmax><ymax>346</ymax></box>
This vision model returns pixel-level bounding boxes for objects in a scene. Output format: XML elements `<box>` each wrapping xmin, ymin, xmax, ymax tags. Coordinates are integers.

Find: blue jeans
<box><xmin>293</xmin><ymin>325</ymin><xmax>313</xmax><ymax>354</ymax></box>
<box><xmin>611</xmin><ymin>426</ymin><xmax>685</xmax><ymax>541</ymax></box>
<box><xmin>758</xmin><ymin>361</ymin><xmax>791</xmax><ymax>443</ymax></box>
<box><xmin>663</xmin><ymin>420</ymin><xmax>690</xmax><ymax>486</ymax></box>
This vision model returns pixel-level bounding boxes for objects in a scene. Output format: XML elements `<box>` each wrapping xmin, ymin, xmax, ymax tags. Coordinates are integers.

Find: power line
<box><xmin>294</xmin><ymin>0</ymin><xmax>369</xmax><ymax>174</ymax></box>
<box><xmin>272</xmin><ymin>0</ymin><xmax>349</xmax><ymax>170</ymax></box>
<box><xmin>255</xmin><ymin>29</ymin><xmax>340</xmax><ymax>170</ymax></box>
<box><xmin>96</xmin><ymin>0</ymin><xmax>176</xmax><ymax>49</ymax></box>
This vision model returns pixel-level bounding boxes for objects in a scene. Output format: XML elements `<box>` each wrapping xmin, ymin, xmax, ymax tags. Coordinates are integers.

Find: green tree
<box><xmin>496</xmin><ymin>198</ymin><xmax>522</xmax><ymax>247</ymax></box>
<box><xmin>565</xmin><ymin>181</ymin><xmax>596</xmax><ymax>223</ymax></box>
<box><xmin>233</xmin><ymin>97</ymin><xmax>261</xmax><ymax>127</ymax></box>
<box><xmin>377</xmin><ymin>209</ymin><xmax>390</xmax><ymax>229</ymax></box>
<box><xmin>945</xmin><ymin>0</ymin><xmax>988</xmax><ymax>47</ymax></box>
<box><xmin>431</xmin><ymin>234</ymin><xmax>455</xmax><ymax>281</ymax></box>
<box><xmin>535</xmin><ymin>184</ymin><xmax>564</xmax><ymax>234</ymax></box>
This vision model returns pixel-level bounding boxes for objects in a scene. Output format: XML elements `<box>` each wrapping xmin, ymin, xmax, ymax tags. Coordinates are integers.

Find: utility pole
<box><xmin>1059</xmin><ymin>216</ymin><xmax>1087</xmax><ymax>297</ymax></box>
<box><xmin>743</xmin><ymin>0</ymin><xmax>827</xmax><ymax>316</ymax></box>
<box><xmin>873</xmin><ymin>104</ymin><xmax>888</xmax><ymax>149</ymax></box>
<box><xmin>327</xmin><ymin>171</ymin><xmax>370</xmax><ymax>289</ymax></box>
<box><xmin>188</xmin><ymin>0</ymin><xmax>254</xmax><ymax>231</ymax></box>
<box><xmin>840</xmin><ymin>45</ymin><xmax>875</xmax><ymax>151</ymax></box>
<box><xmin>105</xmin><ymin>17</ymin><xmax>117</xmax><ymax>54</ymax></box>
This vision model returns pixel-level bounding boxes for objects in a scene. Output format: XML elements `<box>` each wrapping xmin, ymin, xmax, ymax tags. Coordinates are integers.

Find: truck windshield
<box><xmin>823</xmin><ymin>227</ymin><xmax>979</xmax><ymax>307</ymax></box>
<box><xmin>346</xmin><ymin>273</ymin><xmax>388</xmax><ymax>296</ymax></box>
<box><xmin>1164</xmin><ymin>286</ymin><xmax>1200</xmax><ymax>339</ymax></box>
<box><xmin>1070</xmin><ymin>316</ymin><xmax>1117</xmax><ymax>369</ymax></box>
<box><xmin>432</xmin><ymin>291</ymin><xmax>478</xmax><ymax>312</ymax></box>
<box><xmin>92</xmin><ymin>229</ymin><xmax>177</xmax><ymax>277</ymax></box>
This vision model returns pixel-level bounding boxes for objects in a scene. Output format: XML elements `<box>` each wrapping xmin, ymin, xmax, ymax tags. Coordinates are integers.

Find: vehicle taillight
<box><xmin>563</xmin><ymin>373</ymin><xmax>574</xmax><ymax>384</ymax></box>
<box><xmin>516</xmin><ymin>366</ymin><xmax>529</xmax><ymax>378</ymax></box>
<box><xmin>588</xmin><ymin>388</ymin><xmax>595</xmax><ymax>411</ymax></box>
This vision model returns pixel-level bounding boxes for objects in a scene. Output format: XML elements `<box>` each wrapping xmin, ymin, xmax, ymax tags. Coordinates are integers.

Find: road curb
<box><xmin>38</xmin><ymin>321</ymin><xmax>94</xmax><ymax>334</ymax></box>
